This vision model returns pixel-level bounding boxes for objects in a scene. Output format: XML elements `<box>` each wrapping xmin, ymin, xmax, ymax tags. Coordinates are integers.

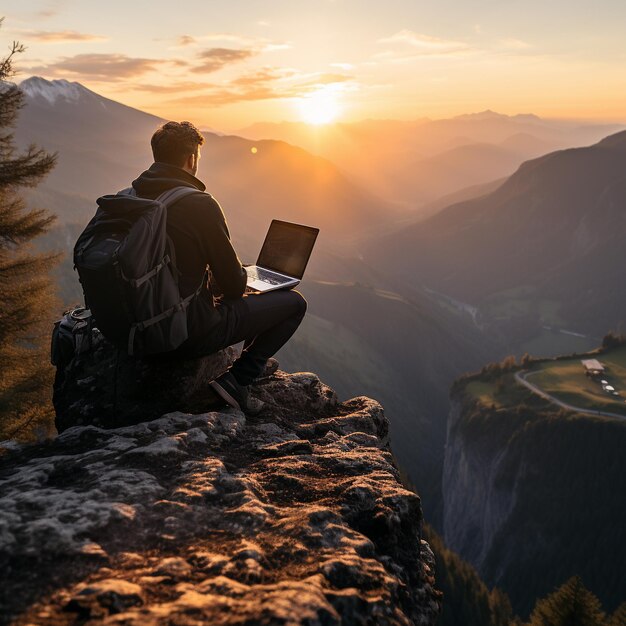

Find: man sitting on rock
<box><xmin>131</xmin><ymin>121</ymin><xmax>307</xmax><ymax>414</ymax></box>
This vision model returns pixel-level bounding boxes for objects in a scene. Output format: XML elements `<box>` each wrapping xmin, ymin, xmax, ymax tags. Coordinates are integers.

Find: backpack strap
<box><xmin>155</xmin><ymin>185</ymin><xmax>204</xmax><ymax>283</ymax></box>
<box><xmin>125</xmin><ymin>185</ymin><xmax>208</xmax><ymax>356</ymax></box>
<box><xmin>156</xmin><ymin>185</ymin><xmax>203</xmax><ymax>208</ymax></box>
<box><xmin>116</xmin><ymin>185</ymin><xmax>201</xmax><ymax>206</ymax></box>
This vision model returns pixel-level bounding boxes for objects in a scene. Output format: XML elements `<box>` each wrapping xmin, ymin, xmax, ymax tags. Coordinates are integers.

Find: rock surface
<box><xmin>1</xmin><ymin>370</ymin><xmax>440</xmax><ymax>625</ymax></box>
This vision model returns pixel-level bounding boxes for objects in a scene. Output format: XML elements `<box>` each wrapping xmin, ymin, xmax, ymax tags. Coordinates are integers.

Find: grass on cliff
<box><xmin>465</xmin><ymin>373</ymin><xmax>545</xmax><ymax>411</ymax></box>
<box><xmin>465</xmin><ymin>380</ymin><xmax>501</xmax><ymax>407</ymax></box>
<box><xmin>525</xmin><ymin>345</ymin><xmax>626</xmax><ymax>416</ymax></box>
<box><xmin>465</xmin><ymin>344</ymin><xmax>626</xmax><ymax>417</ymax></box>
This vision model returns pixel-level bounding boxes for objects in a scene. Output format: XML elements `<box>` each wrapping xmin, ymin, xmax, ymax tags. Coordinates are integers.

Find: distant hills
<box><xmin>364</xmin><ymin>131</ymin><xmax>626</xmax><ymax>339</ymax></box>
<box><xmin>18</xmin><ymin>77</ymin><xmax>160</xmax><ymax>199</ymax></box>
<box><xmin>237</xmin><ymin>111</ymin><xmax>624</xmax><ymax>209</ymax></box>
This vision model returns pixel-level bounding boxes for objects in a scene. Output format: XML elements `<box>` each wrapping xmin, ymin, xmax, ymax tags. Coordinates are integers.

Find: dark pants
<box><xmin>188</xmin><ymin>289</ymin><xmax>307</xmax><ymax>386</ymax></box>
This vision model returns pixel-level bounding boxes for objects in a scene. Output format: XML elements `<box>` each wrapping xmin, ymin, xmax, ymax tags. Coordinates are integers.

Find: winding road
<box><xmin>514</xmin><ymin>370</ymin><xmax>626</xmax><ymax>420</ymax></box>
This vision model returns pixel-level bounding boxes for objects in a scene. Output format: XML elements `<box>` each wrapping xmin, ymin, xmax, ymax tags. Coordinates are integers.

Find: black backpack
<box><xmin>73</xmin><ymin>186</ymin><xmax>204</xmax><ymax>356</ymax></box>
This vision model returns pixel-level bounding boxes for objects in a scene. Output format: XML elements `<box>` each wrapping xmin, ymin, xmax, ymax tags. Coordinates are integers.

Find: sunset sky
<box><xmin>3</xmin><ymin>0</ymin><xmax>626</xmax><ymax>130</ymax></box>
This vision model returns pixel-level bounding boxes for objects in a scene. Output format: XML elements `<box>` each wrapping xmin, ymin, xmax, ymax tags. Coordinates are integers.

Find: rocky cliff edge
<box><xmin>0</xmin><ymin>369</ymin><xmax>440</xmax><ymax>625</ymax></box>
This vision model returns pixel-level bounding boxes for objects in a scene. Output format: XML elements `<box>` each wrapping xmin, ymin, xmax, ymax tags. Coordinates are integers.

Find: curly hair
<box><xmin>151</xmin><ymin>120</ymin><xmax>205</xmax><ymax>167</ymax></box>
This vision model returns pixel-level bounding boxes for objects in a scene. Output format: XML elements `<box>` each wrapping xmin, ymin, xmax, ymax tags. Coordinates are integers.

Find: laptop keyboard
<box><xmin>247</xmin><ymin>267</ymin><xmax>291</xmax><ymax>285</ymax></box>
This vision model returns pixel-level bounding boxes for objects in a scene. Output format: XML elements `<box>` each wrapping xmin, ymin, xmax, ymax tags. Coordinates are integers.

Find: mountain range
<box><xmin>363</xmin><ymin>131</ymin><xmax>626</xmax><ymax>340</ymax></box>
<box><xmin>237</xmin><ymin>112</ymin><xmax>624</xmax><ymax>209</ymax></box>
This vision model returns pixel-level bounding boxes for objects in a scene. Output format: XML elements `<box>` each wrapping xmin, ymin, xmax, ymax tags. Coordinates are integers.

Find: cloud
<box><xmin>169</xmin><ymin>68</ymin><xmax>353</xmax><ymax>107</ymax></box>
<box><xmin>28</xmin><ymin>53</ymin><xmax>173</xmax><ymax>81</ymax></box>
<box><xmin>261</xmin><ymin>42</ymin><xmax>292</xmax><ymax>52</ymax></box>
<box><xmin>172</xmin><ymin>33</ymin><xmax>290</xmax><ymax>53</ymax></box>
<box><xmin>199</xmin><ymin>33</ymin><xmax>259</xmax><ymax>46</ymax></box>
<box><xmin>19</xmin><ymin>30</ymin><xmax>108</xmax><ymax>43</ymax></box>
<box><xmin>229</xmin><ymin>67</ymin><xmax>295</xmax><ymax>86</ymax></box>
<box><xmin>193</xmin><ymin>33</ymin><xmax>288</xmax><ymax>49</ymax></box>
<box><xmin>178</xmin><ymin>35</ymin><xmax>197</xmax><ymax>46</ymax></box>
<box><xmin>192</xmin><ymin>47</ymin><xmax>257</xmax><ymax>73</ymax></box>
<box><xmin>171</xmin><ymin>86</ymin><xmax>287</xmax><ymax>107</ymax></box>
<box><xmin>377</xmin><ymin>30</ymin><xmax>472</xmax><ymax>56</ymax></box>
<box><xmin>300</xmin><ymin>73</ymin><xmax>353</xmax><ymax>88</ymax></box>
<box><xmin>132</xmin><ymin>81</ymin><xmax>216</xmax><ymax>94</ymax></box>
<box><xmin>375</xmin><ymin>29</ymin><xmax>533</xmax><ymax>65</ymax></box>
<box><xmin>36</xmin><ymin>0</ymin><xmax>69</xmax><ymax>18</ymax></box>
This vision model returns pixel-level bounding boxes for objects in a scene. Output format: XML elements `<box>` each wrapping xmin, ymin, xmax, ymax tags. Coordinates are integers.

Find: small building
<box><xmin>581</xmin><ymin>359</ymin><xmax>605</xmax><ymax>375</ymax></box>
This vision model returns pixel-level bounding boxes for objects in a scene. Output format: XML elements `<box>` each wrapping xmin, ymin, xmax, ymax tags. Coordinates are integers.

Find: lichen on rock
<box><xmin>1</xmin><ymin>370</ymin><xmax>440</xmax><ymax>625</ymax></box>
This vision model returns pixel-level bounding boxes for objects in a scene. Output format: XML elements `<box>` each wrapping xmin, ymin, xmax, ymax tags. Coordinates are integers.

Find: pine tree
<box><xmin>491</xmin><ymin>587</ymin><xmax>516</xmax><ymax>626</ymax></box>
<box><xmin>0</xmin><ymin>22</ymin><xmax>58</xmax><ymax>440</ymax></box>
<box><xmin>424</xmin><ymin>525</ymin><xmax>517</xmax><ymax>626</ymax></box>
<box><xmin>528</xmin><ymin>576</ymin><xmax>606</xmax><ymax>626</ymax></box>
<box><xmin>607</xmin><ymin>603</ymin><xmax>626</xmax><ymax>626</ymax></box>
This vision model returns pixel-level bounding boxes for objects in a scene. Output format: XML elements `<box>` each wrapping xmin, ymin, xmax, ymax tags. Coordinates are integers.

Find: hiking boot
<box><xmin>259</xmin><ymin>357</ymin><xmax>279</xmax><ymax>379</ymax></box>
<box><xmin>209</xmin><ymin>371</ymin><xmax>266</xmax><ymax>416</ymax></box>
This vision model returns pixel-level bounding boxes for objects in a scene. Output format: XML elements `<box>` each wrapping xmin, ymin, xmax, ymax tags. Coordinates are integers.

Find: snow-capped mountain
<box><xmin>18</xmin><ymin>76</ymin><xmax>163</xmax><ymax>134</ymax></box>
<box><xmin>20</xmin><ymin>77</ymin><xmax>95</xmax><ymax>105</ymax></box>
<box><xmin>14</xmin><ymin>77</ymin><xmax>164</xmax><ymax>198</ymax></box>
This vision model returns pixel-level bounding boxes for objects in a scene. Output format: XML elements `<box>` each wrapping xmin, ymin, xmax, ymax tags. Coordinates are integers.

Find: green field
<box><xmin>527</xmin><ymin>345</ymin><xmax>626</xmax><ymax>416</ymax></box>
<box><xmin>465</xmin><ymin>345</ymin><xmax>626</xmax><ymax>417</ymax></box>
<box><xmin>466</xmin><ymin>373</ymin><xmax>538</xmax><ymax>409</ymax></box>
<box><xmin>465</xmin><ymin>380</ymin><xmax>502</xmax><ymax>407</ymax></box>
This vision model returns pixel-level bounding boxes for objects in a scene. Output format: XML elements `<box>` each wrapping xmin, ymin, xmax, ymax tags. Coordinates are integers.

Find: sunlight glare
<box><xmin>298</xmin><ymin>89</ymin><xmax>341</xmax><ymax>125</ymax></box>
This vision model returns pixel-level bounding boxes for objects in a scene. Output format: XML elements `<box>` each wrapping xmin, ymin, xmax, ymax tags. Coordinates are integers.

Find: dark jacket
<box><xmin>131</xmin><ymin>162</ymin><xmax>247</xmax><ymax>338</ymax></box>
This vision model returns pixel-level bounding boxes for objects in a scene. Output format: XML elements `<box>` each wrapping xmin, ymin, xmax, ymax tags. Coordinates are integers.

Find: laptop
<box><xmin>245</xmin><ymin>219</ymin><xmax>319</xmax><ymax>293</ymax></box>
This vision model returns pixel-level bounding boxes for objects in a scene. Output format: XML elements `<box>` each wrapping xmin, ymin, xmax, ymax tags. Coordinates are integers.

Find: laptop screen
<box><xmin>256</xmin><ymin>220</ymin><xmax>319</xmax><ymax>279</ymax></box>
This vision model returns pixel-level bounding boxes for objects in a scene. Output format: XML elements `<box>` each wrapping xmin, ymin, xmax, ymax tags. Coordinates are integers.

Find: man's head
<box><xmin>151</xmin><ymin>121</ymin><xmax>205</xmax><ymax>175</ymax></box>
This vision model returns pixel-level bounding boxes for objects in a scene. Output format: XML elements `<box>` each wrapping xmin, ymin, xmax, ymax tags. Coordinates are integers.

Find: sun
<box><xmin>298</xmin><ymin>89</ymin><xmax>341</xmax><ymax>125</ymax></box>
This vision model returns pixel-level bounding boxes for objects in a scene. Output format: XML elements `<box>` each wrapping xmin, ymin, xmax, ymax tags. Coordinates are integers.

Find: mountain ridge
<box><xmin>236</xmin><ymin>110</ymin><xmax>624</xmax><ymax>209</ymax></box>
<box><xmin>363</xmin><ymin>129</ymin><xmax>626</xmax><ymax>336</ymax></box>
